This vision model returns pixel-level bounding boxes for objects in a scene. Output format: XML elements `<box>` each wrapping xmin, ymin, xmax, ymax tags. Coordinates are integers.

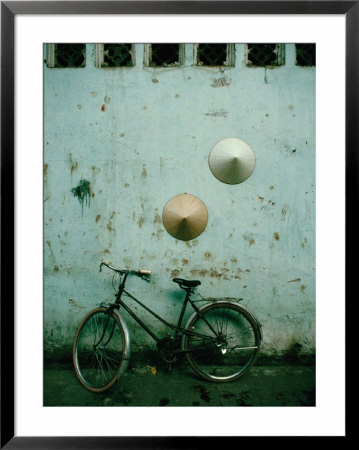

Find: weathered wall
<box><xmin>44</xmin><ymin>43</ymin><xmax>315</xmax><ymax>359</ymax></box>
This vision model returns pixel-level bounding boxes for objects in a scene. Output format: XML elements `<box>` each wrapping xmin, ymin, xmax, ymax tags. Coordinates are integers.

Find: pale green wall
<box><xmin>44</xmin><ymin>44</ymin><xmax>315</xmax><ymax>358</ymax></box>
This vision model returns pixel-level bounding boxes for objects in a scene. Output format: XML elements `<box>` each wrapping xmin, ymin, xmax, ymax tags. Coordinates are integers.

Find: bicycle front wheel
<box><xmin>73</xmin><ymin>307</ymin><xmax>128</xmax><ymax>393</ymax></box>
<box><xmin>183</xmin><ymin>302</ymin><xmax>261</xmax><ymax>382</ymax></box>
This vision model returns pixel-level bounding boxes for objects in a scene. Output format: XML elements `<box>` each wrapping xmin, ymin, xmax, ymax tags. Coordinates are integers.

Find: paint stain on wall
<box><xmin>71</xmin><ymin>179</ymin><xmax>91</xmax><ymax>214</ymax></box>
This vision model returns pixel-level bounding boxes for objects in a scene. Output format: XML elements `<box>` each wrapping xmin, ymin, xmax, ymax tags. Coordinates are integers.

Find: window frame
<box><xmin>245</xmin><ymin>43</ymin><xmax>285</xmax><ymax>68</ymax></box>
<box><xmin>144</xmin><ymin>44</ymin><xmax>185</xmax><ymax>68</ymax></box>
<box><xmin>45</xmin><ymin>43</ymin><xmax>86</xmax><ymax>68</ymax></box>
<box><xmin>95</xmin><ymin>43</ymin><xmax>136</xmax><ymax>68</ymax></box>
<box><xmin>194</xmin><ymin>43</ymin><xmax>235</xmax><ymax>67</ymax></box>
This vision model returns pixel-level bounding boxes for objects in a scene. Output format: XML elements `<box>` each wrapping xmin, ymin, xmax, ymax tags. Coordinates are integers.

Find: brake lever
<box><xmin>100</xmin><ymin>259</ymin><xmax>110</xmax><ymax>272</ymax></box>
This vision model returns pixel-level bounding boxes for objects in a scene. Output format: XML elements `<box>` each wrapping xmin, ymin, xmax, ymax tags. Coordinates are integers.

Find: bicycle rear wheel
<box><xmin>73</xmin><ymin>307</ymin><xmax>128</xmax><ymax>393</ymax></box>
<box><xmin>183</xmin><ymin>302</ymin><xmax>261</xmax><ymax>382</ymax></box>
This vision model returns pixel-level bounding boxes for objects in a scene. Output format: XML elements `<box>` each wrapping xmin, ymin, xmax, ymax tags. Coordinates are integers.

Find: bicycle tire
<box><xmin>183</xmin><ymin>301</ymin><xmax>261</xmax><ymax>382</ymax></box>
<box><xmin>73</xmin><ymin>307</ymin><xmax>130</xmax><ymax>393</ymax></box>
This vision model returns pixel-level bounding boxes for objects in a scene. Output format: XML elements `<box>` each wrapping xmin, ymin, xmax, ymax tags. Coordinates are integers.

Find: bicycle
<box><xmin>73</xmin><ymin>260</ymin><xmax>262</xmax><ymax>393</ymax></box>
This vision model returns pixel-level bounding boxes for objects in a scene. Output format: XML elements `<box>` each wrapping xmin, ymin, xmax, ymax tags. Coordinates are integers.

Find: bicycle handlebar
<box><xmin>100</xmin><ymin>260</ymin><xmax>152</xmax><ymax>279</ymax></box>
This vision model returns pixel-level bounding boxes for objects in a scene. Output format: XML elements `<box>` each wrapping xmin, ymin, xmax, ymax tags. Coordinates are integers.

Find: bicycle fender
<box><xmin>118</xmin><ymin>312</ymin><xmax>131</xmax><ymax>375</ymax></box>
<box><xmin>181</xmin><ymin>300</ymin><xmax>262</xmax><ymax>350</ymax></box>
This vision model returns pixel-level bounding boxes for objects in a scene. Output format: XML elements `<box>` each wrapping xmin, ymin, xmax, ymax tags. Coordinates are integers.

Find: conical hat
<box><xmin>209</xmin><ymin>138</ymin><xmax>256</xmax><ymax>184</ymax></box>
<box><xmin>162</xmin><ymin>193</ymin><xmax>208</xmax><ymax>241</ymax></box>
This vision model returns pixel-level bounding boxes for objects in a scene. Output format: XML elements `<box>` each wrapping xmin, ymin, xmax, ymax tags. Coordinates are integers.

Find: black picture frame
<box><xmin>1</xmin><ymin>1</ymin><xmax>352</xmax><ymax>447</ymax></box>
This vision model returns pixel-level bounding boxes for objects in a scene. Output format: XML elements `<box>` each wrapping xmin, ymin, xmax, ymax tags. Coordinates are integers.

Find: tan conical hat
<box><xmin>209</xmin><ymin>138</ymin><xmax>256</xmax><ymax>184</ymax></box>
<box><xmin>162</xmin><ymin>193</ymin><xmax>208</xmax><ymax>241</ymax></box>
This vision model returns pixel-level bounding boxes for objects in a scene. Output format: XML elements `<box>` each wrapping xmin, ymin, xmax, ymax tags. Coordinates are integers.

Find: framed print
<box><xmin>1</xmin><ymin>0</ymin><xmax>353</xmax><ymax>447</ymax></box>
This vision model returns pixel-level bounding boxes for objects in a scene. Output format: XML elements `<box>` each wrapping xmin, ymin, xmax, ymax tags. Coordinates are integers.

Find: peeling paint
<box><xmin>205</xmin><ymin>109</ymin><xmax>229</xmax><ymax>117</ymax></box>
<box><xmin>211</xmin><ymin>76</ymin><xmax>232</xmax><ymax>88</ymax></box>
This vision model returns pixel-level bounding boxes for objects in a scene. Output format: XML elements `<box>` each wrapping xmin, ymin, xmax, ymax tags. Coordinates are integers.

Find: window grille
<box><xmin>195</xmin><ymin>44</ymin><xmax>235</xmax><ymax>67</ymax></box>
<box><xmin>145</xmin><ymin>44</ymin><xmax>183</xmax><ymax>67</ymax></box>
<box><xmin>246</xmin><ymin>44</ymin><xmax>285</xmax><ymax>67</ymax></box>
<box><xmin>295</xmin><ymin>44</ymin><xmax>316</xmax><ymax>66</ymax></box>
<box><xmin>102</xmin><ymin>44</ymin><xmax>134</xmax><ymax>67</ymax></box>
<box><xmin>46</xmin><ymin>44</ymin><xmax>86</xmax><ymax>68</ymax></box>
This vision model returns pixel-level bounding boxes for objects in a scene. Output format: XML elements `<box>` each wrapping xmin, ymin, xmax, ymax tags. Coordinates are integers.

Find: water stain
<box><xmin>249</xmin><ymin>239</ymin><xmax>255</xmax><ymax>246</ymax></box>
<box><xmin>192</xmin><ymin>385</ymin><xmax>211</xmax><ymax>403</ymax></box>
<box><xmin>69</xmin><ymin>153</ymin><xmax>78</xmax><ymax>177</ymax></box>
<box><xmin>274</xmin><ymin>232</ymin><xmax>280</xmax><ymax>241</ymax></box>
<box><xmin>171</xmin><ymin>269</ymin><xmax>181</xmax><ymax>278</ymax></box>
<box><xmin>153</xmin><ymin>214</ymin><xmax>161</xmax><ymax>224</ymax></box>
<box><xmin>236</xmin><ymin>391</ymin><xmax>252</xmax><ymax>406</ymax></box>
<box><xmin>281</xmin><ymin>204</ymin><xmax>289</xmax><ymax>221</ymax></box>
<box><xmin>95</xmin><ymin>214</ymin><xmax>101</xmax><ymax>223</ymax></box>
<box><xmin>141</xmin><ymin>165</ymin><xmax>147</xmax><ymax>178</ymax></box>
<box><xmin>138</xmin><ymin>215</ymin><xmax>145</xmax><ymax>228</ymax></box>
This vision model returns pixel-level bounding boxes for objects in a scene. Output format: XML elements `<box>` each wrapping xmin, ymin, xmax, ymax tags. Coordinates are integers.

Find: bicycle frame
<box><xmin>111</xmin><ymin>272</ymin><xmax>207</xmax><ymax>344</ymax></box>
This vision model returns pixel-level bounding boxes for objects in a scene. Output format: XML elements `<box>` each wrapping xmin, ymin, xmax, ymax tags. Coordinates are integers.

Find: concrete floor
<box><xmin>44</xmin><ymin>356</ymin><xmax>315</xmax><ymax>407</ymax></box>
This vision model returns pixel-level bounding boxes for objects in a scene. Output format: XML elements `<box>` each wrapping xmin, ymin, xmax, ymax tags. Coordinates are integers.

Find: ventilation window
<box><xmin>46</xmin><ymin>44</ymin><xmax>86</xmax><ymax>68</ymax></box>
<box><xmin>145</xmin><ymin>44</ymin><xmax>183</xmax><ymax>67</ymax></box>
<box><xmin>246</xmin><ymin>44</ymin><xmax>285</xmax><ymax>67</ymax></box>
<box><xmin>196</xmin><ymin>44</ymin><xmax>235</xmax><ymax>67</ymax></box>
<box><xmin>295</xmin><ymin>44</ymin><xmax>316</xmax><ymax>66</ymax></box>
<box><xmin>96</xmin><ymin>44</ymin><xmax>135</xmax><ymax>67</ymax></box>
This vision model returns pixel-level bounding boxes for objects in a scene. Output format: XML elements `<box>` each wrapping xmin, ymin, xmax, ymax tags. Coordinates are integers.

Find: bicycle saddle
<box><xmin>173</xmin><ymin>278</ymin><xmax>201</xmax><ymax>288</ymax></box>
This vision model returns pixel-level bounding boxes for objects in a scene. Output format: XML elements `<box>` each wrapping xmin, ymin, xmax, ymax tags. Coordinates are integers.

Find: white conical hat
<box><xmin>162</xmin><ymin>193</ymin><xmax>208</xmax><ymax>241</ymax></box>
<box><xmin>209</xmin><ymin>138</ymin><xmax>256</xmax><ymax>184</ymax></box>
